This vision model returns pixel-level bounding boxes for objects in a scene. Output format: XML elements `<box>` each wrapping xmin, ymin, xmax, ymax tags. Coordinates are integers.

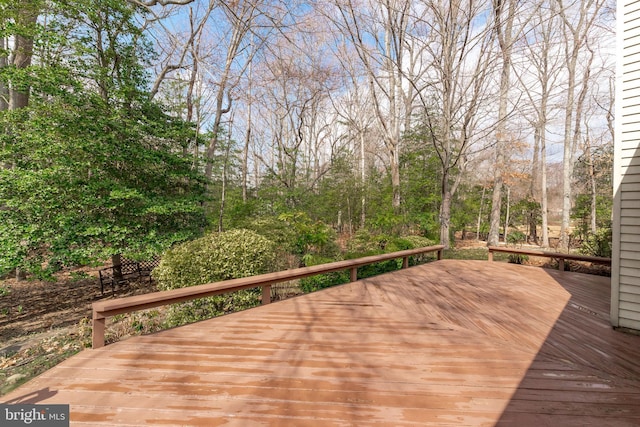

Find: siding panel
<box><xmin>621</xmin><ymin>292</ymin><xmax>640</xmax><ymax>304</ymax></box>
<box><xmin>621</xmin><ymin>266</ymin><xmax>640</xmax><ymax>277</ymax></box>
<box><xmin>621</xmin><ymin>199</ymin><xmax>640</xmax><ymax>208</ymax></box>
<box><xmin>621</xmin><ymin>283</ymin><xmax>640</xmax><ymax>294</ymax></box>
<box><xmin>621</xmin><ymin>258</ymin><xmax>640</xmax><ymax>269</ymax></box>
<box><xmin>614</xmin><ymin>2</ymin><xmax>640</xmax><ymax>331</ymax></box>
<box><xmin>621</xmin><ymin>241</ymin><xmax>640</xmax><ymax>253</ymax></box>
<box><xmin>621</xmin><ymin>233</ymin><xmax>640</xmax><ymax>243</ymax></box>
<box><xmin>620</xmin><ymin>207</ymin><xmax>640</xmax><ymax>216</ymax></box>
<box><xmin>619</xmin><ymin>302</ymin><xmax>640</xmax><ymax>316</ymax></box>
<box><xmin>621</xmin><ymin>251</ymin><xmax>640</xmax><ymax>262</ymax></box>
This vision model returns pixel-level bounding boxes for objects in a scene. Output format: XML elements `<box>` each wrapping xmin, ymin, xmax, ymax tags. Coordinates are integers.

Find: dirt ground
<box><xmin>0</xmin><ymin>266</ymin><xmax>158</xmax><ymax>352</ymax></box>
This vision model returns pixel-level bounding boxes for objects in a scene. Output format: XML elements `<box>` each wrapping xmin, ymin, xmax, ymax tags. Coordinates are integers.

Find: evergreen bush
<box><xmin>153</xmin><ymin>229</ymin><xmax>277</xmax><ymax>327</ymax></box>
<box><xmin>579</xmin><ymin>227</ymin><xmax>612</xmax><ymax>258</ymax></box>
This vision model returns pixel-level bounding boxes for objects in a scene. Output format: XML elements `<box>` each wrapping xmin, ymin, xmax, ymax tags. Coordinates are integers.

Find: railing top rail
<box><xmin>93</xmin><ymin>245</ymin><xmax>444</xmax><ymax>318</ymax></box>
<box><xmin>487</xmin><ymin>246</ymin><xmax>611</xmax><ymax>265</ymax></box>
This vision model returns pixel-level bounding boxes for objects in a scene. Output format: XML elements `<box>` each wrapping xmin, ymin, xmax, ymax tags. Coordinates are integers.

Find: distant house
<box><xmin>612</xmin><ymin>2</ymin><xmax>640</xmax><ymax>332</ymax></box>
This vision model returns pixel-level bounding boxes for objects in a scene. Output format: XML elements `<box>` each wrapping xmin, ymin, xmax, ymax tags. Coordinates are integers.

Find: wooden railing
<box><xmin>487</xmin><ymin>246</ymin><xmax>611</xmax><ymax>271</ymax></box>
<box><xmin>92</xmin><ymin>245</ymin><xmax>444</xmax><ymax>348</ymax></box>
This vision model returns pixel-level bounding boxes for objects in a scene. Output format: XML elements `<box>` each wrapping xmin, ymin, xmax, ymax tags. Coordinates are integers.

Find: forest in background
<box><xmin>0</xmin><ymin>0</ymin><xmax>615</xmax><ymax>280</ymax></box>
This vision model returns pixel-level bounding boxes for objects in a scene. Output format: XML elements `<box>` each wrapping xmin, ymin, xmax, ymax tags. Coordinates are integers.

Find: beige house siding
<box><xmin>613</xmin><ymin>0</ymin><xmax>640</xmax><ymax>330</ymax></box>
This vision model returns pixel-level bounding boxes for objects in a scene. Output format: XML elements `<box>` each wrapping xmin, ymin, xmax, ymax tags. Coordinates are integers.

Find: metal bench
<box><xmin>98</xmin><ymin>257</ymin><xmax>160</xmax><ymax>295</ymax></box>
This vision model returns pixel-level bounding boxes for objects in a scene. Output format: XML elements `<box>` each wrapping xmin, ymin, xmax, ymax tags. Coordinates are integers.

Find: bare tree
<box><xmin>324</xmin><ymin>0</ymin><xmax>411</xmax><ymax>210</ymax></box>
<box><xmin>487</xmin><ymin>0</ymin><xmax>519</xmax><ymax>246</ymax></box>
<box><xmin>203</xmin><ymin>2</ymin><xmax>258</xmax><ymax>182</ymax></box>
<box><xmin>329</xmin><ymin>37</ymin><xmax>377</xmax><ymax>228</ymax></box>
<box><xmin>415</xmin><ymin>0</ymin><xmax>497</xmax><ymax>248</ymax></box>
<box><xmin>513</xmin><ymin>2</ymin><xmax>565</xmax><ymax>248</ymax></box>
<box><xmin>147</xmin><ymin>1</ymin><xmax>215</xmax><ymax>101</ymax></box>
<box><xmin>555</xmin><ymin>0</ymin><xmax>605</xmax><ymax>251</ymax></box>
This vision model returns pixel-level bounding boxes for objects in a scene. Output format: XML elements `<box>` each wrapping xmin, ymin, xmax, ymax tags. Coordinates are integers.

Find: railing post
<box><xmin>92</xmin><ymin>312</ymin><xmax>106</xmax><ymax>349</ymax></box>
<box><xmin>262</xmin><ymin>285</ymin><xmax>271</xmax><ymax>304</ymax></box>
<box><xmin>437</xmin><ymin>249</ymin><xmax>443</xmax><ymax>260</ymax></box>
<box><xmin>402</xmin><ymin>256</ymin><xmax>409</xmax><ymax>269</ymax></box>
<box><xmin>488</xmin><ymin>250</ymin><xmax>494</xmax><ymax>262</ymax></box>
<box><xmin>350</xmin><ymin>267</ymin><xmax>357</xmax><ymax>282</ymax></box>
<box><xmin>558</xmin><ymin>258</ymin><xmax>565</xmax><ymax>272</ymax></box>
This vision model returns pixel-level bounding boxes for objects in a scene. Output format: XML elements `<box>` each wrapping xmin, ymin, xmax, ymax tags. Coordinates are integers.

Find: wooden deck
<box><xmin>3</xmin><ymin>260</ymin><xmax>640</xmax><ymax>426</ymax></box>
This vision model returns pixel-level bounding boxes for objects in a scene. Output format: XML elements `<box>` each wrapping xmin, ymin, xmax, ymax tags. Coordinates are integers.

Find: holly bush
<box><xmin>153</xmin><ymin>229</ymin><xmax>277</xmax><ymax>327</ymax></box>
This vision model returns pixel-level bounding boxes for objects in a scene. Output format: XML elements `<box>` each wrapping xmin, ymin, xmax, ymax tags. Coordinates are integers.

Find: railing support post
<box><xmin>92</xmin><ymin>314</ymin><xmax>106</xmax><ymax>349</ymax></box>
<box><xmin>558</xmin><ymin>258</ymin><xmax>565</xmax><ymax>272</ymax></box>
<box><xmin>402</xmin><ymin>256</ymin><xmax>409</xmax><ymax>269</ymax></box>
<box><xmin>262</xmin><ymin>285</ymin><xmax>271</xmax><ymax>304</ymax></box>
<box><xmin>350</xmin><ymin>267</ymin><xmax>357</xmax><ymax>282</ymax></box>
<box><xmin>437</xmin><ymin>249</ymin><xmax>443</xmax><ymax>261</ymax></box>
<box><xmin>488</xmin><ymin>251</ymin><xmax>494</xmax><ymax>262</ymax></box>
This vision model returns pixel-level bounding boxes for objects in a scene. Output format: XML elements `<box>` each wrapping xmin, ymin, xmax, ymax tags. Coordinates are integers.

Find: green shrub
<box><xmin>153</xmin><ymin>229</ymin><xmax>277</xmax><ymax>327</ymax></box>
<box><xmin>347</xmin><ymin>230</ymin><xmax>392</xmax><ymax>254</ymax></box>
<box><xmin>507</xmin><ymin>254</ymin><xmax>529</xmax><ymax>264</ymax></box>
<box><xmin>298</xmin><ymin>254</ymin><xmax>348</xmax><ymax>293</ymax></box>
<box><xmin>241</xmin><ymin>217</ymin><xmax>299</xmax><ymax>256</ymax></box>
<box><xmin>506</xmin><ymin>231</ymin><xmax>527</xmax><ymax>246</ymax></box>
<box><xmin>356</xmin><ymin>259</ymin><xmax>401</xmax><ymax>279</ymax></box>
<box><xmin>299</xmin><ymin>232</ymin><xmax>437</xmax><ymax>295</ymax></box>
<box><xmin>401</xmin><ymin>235</ymin><xmax>436</xmax><ymax>249</ymax></box>
<box><xmin>154</xmin><ymin>228</ymin><xmax>276</xmax><ymax>289</ymax></box>
<box><xmin>299</xmin><ymin>271</ymin><xmax>349</xmax><ymax>293</ymax></box>
<box><xmin>277</xmin><ymin>212</ymin><xmax>337</xmax><ymax>256</ymax></box>
<box><xmin>579</xmin><ymin>227</ymin><xmax>612</xmax><ymax>258</ymax></box>
<box><xmin>398</xmin><ymin>235</ymin><xmax>437</xmax><ymax>265</ymax></box>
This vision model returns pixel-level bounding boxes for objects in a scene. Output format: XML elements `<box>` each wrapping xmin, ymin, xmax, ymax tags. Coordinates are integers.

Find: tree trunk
<box><xmin>242</xmin><ymin>55</ymin><xmax>252</xmax><ymax>203</ymax></box>
<box><xmin>218</xmin><ymin>119</ymin><xmax>233</xmax><ymax>232</ymax></box>
<box><xmin>488</xmin><ymin>0</ymin><xmax>515</xmax><ymax>247</ymax></box>
<box><xmin>360</xmin><ymin>131</ymin><xmax>366</xmax><ymax>229</ymax></box>
<box><xmin>557</xmin><ymin>0</ymin><xmax>602</xmax><ymax>251</ymax></box>
<box><xmin>440</xmin><ymin>185</ymin><xmax>452</xmax><ymax>249</ymax></box>
<box><xmin>242</xmin><ymin>126</ymin><xmax>251</xmax><ymax>203</ymax></box>
<box><xmin>476</xmin><ymin>185</ymin><xmax>486</xmax><ymax>240</ymax></box>
<box><xmin>0</xmin><ymin>37</ymin><xmax>8</xmax><ymax>111</ymax></box>
<box><xmin>390</xmin><ymin>147</ymin><xmax>401</xmax><ymax>210</ymax></box>
<box><xmin>504</xmin><ymin>186</ymin><xmax>511</xmax><ymax>244</ymax></box>
<box><xmin>488</xmin><ymin>172</ymin><xmax>503</xmax><ymax>246</ymax></box>
<box><xmin>529</xmin><ymin>127</ymin><xmax>540</xmax><ymax>244</ymax></box>
<box><xmin>585</xmin><ymin>142</ymin><xmax>597</xmax><ymax>233</ymax></box>
<box><xmin>111</xmin><ymin>254</ymin><xmax>123</xmax><ymax>283</ymax></box>
<box><xmin>540</xmin><ymin>125</ymin><xmax>550</xmax><ymax>248</ymax></box>
<box><xmin>9</xmin><ymin>5</ymin><xmax>39</xmax><ymax>110</ymax></box>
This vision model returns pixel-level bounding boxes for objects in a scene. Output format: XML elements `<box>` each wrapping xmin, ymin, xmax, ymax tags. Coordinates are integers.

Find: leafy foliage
<box><xmin>578</xmin><ymin>227</ymin><xmax>612</xmax><ymax>258</ymax></box>
<box><xmin>299</xmin><ymin>231</ymin><xmax>437</xmax><ymax>294</ymax></box>
<box><xmin>571</xmin><ymin>195</ymin><xmax>612</xmax><ymax>234</ymax></box>
<box><xmin>0</xmin><ymin>0</ymin><xmax>207</xmax><ymax>277</ymax></box>
<box><xmin>506</xmin><ymin>231</ymin><xmax>527</xmax><ymax>246</ymax></box>
<box><xmin>153</xmin><ymin>229</ymin><xmax>277</xmax><ymax>290</ymax></box>
<box><xmin>152</xmin><ymin>229</ymin><xmax>277</xmax><ymax>327</ymax></box>
<box><xmin>507</xmin><ymin>254</ymin><xmax>529</xmax><ymax>264</ymax></box>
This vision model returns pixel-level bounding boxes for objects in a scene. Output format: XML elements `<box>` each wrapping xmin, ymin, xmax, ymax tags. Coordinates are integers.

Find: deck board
<box><xmin>3</xmin><ymin>260</ymin><xmax>640</xmax><ymax>426</ymax></box>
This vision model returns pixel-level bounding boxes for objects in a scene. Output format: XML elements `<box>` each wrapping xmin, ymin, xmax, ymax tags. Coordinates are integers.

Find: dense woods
<box><xmin>0</xmin><ymin>0</ymin><xmax>615</xmax><ymax>278</ymax></box>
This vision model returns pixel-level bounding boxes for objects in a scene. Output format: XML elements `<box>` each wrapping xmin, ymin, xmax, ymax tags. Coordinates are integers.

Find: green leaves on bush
<box><xmin>299</xmin><ymin>272</ymin><xmax>349</xmax><ymax>293</ymax></box>
<box><xmin>154</xmin><ymin>229</ymin><xmax>277</xmax><ymax>290</ymax></box>
<box><xmin>579</xmin><ymin>227</ymin><xmax>612</xmax><ymax>258</ymax></box>
<box><xmin>152</xmin><ymin>229</ymin><xmax>277</xmax><ymax>327</ymax></box>
<box><xmin>506</xmin><ymin>231</ymin><xmax>527</xmax><ymax>246</ymax></box>
<box><xmin>299</xmin><ymin>232</ymin><xmax>437</xmax><ymax>294</ymax></box>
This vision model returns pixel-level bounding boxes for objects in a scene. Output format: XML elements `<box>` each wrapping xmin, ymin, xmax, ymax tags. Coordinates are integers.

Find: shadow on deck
<box><xmin>2</xmin><ymin>260</ymin><xmax>640</xmax><ymax>426</ymax></box>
